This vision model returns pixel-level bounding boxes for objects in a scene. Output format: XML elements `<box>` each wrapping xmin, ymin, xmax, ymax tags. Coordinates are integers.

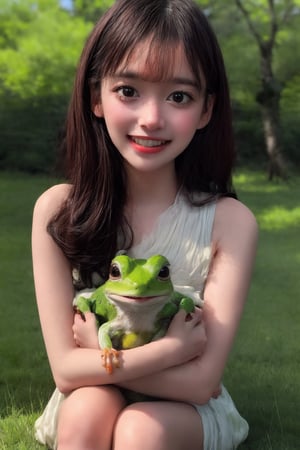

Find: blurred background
<box><xmin>0</xmin><ymin>0</ymin><xmax>299</xmax><ymax>178</ymax></box>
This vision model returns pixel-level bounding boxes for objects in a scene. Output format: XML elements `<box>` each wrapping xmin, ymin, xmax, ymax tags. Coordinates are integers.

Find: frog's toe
<box><xmin>101</xmin><ymin>348</ymin><xmax>120</xmax><ymax>374</ymax></box>
<box><xmin>179</xmin><ymin>297</ymin><xmax>195</xmax><ymax>313</ymax></box>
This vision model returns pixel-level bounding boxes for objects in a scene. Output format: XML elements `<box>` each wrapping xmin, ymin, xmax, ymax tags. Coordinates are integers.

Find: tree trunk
<box><xmin>235</xmin><ymin>0</ymin><xmax>289</xmax><ymax>180</ymax></box>
<box><xmin>257</xmin><ymin>82</ymin><xmax>287</xmax><ymax>180</ymax></box>
<box><xmin>256</xmin><ymin>48</ymin><xmax>287</xmax><ymax>180</ymax></box>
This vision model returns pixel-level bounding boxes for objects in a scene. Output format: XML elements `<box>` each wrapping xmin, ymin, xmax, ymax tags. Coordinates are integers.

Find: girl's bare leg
<box><xmin>113</xmin><ymin>401</ymin><xmax>204</xmax><ymax>450</ymax></box>
<box><xmin>57</xmin><ymin>386</ymin><xmax>126</xmax><ymax>450</ymax></box>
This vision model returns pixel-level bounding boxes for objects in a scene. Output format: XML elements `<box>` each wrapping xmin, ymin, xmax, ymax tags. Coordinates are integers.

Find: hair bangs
<box><xmin>123</xmin><ymin>38</ymin><xmax>183</xmax><ymax>82</ymax></box>
<box><xmin>89</xmin><ymin>0</ymin><xmax>197</xmax><ymax>84</ymax></box>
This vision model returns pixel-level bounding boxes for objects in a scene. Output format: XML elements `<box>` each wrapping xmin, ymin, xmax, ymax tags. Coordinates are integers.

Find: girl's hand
<box><xmin>72</xmin><ymin>312</ymin><xmax>99</xmax><ymax>349</ymax></box>
<box><xmin>165</xmin><ymin>307</ymin><xmax>207</xmax><ymax>365</ymax></box>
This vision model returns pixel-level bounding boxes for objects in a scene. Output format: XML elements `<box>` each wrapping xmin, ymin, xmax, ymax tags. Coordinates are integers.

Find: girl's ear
<box><xmin>93</xmin><ymin>103</ymin><xmax>104</xmax><ymax>118</ymax></box>
<box><xmin>197</xmin><ymin>94</ymin><xmax>215</xmax><ymax>130</ymax></box>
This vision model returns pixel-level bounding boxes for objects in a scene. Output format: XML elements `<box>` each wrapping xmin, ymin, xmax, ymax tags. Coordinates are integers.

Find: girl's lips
<box><xmin>129</xmin><ymin>136</ymin><xmax>170</xmax><ymax>153</ymax></box>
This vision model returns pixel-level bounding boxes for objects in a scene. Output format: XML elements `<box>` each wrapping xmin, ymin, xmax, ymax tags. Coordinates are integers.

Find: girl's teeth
<box><xmin>132</xmin><ymin>138</ymin><xmax>166</xmax><ymax>147</ymax></box>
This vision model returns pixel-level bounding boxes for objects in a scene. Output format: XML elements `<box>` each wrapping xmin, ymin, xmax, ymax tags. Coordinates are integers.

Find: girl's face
<box><xmin>94</xmin><ymin>41</ymin><xmax>213</xmax><ymax>174</ymax></box>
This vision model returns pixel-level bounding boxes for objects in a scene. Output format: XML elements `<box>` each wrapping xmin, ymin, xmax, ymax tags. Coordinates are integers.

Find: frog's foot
<box><xmin>179</xmin><ymin>297</ymin><xmax>195</xmax><ymax>314</ymax></box>
<box><xmin>101</xmin><ymin>348</ymin><xmax>120</xmax><ymax>374</ymax></box>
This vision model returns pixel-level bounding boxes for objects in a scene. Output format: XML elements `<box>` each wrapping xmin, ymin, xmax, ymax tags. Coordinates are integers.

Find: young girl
<box><xmin>32</xmin><ymin>0</ymin><xmax>258</xmax><ymax>449</ymax></box>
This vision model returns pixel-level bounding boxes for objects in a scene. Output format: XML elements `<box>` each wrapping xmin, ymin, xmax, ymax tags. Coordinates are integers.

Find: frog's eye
<box><xmin>109</xmin><ymin>263</ymin><xmax>121</xmax><ymax>280</ymax></box>
<box><xmin>158</xmin><ymin>265</ymin><xmax>170</xmax><ymax>281</ymax></box>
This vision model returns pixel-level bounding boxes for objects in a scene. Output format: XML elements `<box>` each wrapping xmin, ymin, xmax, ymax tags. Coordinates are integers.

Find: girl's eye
<box><xmin>115</xmin><ymin>86</ymin><xmax>138</xmax><ymax>99</ymax></box>
<box><xmin>168</xmin><ymin>91</ymin><xmax>192</xmax><ymax>104</ymax></box>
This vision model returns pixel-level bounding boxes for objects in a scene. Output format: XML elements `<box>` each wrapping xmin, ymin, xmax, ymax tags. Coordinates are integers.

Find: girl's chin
<box><xmin>123</xmin><ymin>158</ymin><xmax>175</xmax><ymax>174</ymax></box>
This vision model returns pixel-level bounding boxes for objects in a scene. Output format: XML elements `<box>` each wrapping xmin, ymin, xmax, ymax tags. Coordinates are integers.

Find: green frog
<box><xmin>74</xmin><ymin>254</ymin><xmax>197</xmax><ymax>375</ymax></box>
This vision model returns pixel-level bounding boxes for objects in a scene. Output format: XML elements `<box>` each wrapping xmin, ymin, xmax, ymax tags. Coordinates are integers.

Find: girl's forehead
<box><xmin>114</xmin><ymin>40</ymin><xmax>199</xmax><ymax>84</ymax></box>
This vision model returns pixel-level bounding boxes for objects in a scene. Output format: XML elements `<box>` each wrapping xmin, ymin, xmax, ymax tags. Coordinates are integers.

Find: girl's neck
<box><xmin>124</xmin><ymin>164</ymin><xmax>179</xmax><ymax>246</ymax></box>
<box><xmin>126</xmin><ymin>163</ymin><xmax>179</xmax><ymax>207</ymax></box>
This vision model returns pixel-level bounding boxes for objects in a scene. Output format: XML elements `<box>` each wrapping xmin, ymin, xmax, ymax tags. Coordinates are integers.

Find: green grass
<box><xmin>226</xmin><ymin>171</ymin><xmax>300</xmax><ymax>449</ymax></box>
<box><xmin>0</xmin><ymin>173</ymin><xmax>56</xmax><ymax>449</ymax></box>
<box><xmin>1</xmin><ymin>170</ymin><xmax>299</xmax><ymax>449</ymax></box>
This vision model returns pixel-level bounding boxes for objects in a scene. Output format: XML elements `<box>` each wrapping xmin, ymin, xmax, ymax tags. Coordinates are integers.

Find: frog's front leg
<box><xmin>73</xmin><ymin>294</ymin><xmax>94</xmax><ymax>316</ymax></box>
<box><xmin>178</xmin><ymin>296</ymin><xmax>195</xmax><ymax>314</ymax></box>
<box><xmin>98</xmin><ymin>321</ymin><xmax>121</xmax><ymax>374</ymax></box>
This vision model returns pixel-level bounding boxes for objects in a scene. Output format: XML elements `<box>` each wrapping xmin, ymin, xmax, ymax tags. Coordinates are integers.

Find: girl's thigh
<box><xmin>57</xmin><ymin>385</ymin><xmax>126</xmax><ymax>449</ymax></box>
<box><xmin>113</xmin><ymin>400</ymin><xmax>203</xmax><ymax>450</ymax></box>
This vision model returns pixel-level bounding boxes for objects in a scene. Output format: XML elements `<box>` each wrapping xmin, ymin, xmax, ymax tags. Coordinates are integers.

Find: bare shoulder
<box><xmin>213</xmin><ymin>197</ymin><xmax>258</xmax><ymax>244</ymax></box>
<box><xmin>33</xmin><ymin>183</ymin><xmax>72</xmax><ymax>224</ymax></box>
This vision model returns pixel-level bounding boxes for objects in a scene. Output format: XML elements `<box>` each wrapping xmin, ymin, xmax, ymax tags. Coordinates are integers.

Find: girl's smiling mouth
<box><xmin>129</xmin><ymin>136</ymin><xmax>171</xmax><ymax>153</ymax></box>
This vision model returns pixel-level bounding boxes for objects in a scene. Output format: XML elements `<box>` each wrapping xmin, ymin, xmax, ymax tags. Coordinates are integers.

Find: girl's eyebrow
<box><xmin>112</xmin><ymin>70</ymin><xmax>199</xmax><ymax>88</ymax></box>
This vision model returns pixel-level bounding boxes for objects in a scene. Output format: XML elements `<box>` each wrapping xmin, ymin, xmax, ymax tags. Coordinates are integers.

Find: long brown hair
<box><xmin>48</xmin><ymin>0</ymin><xmax>236</xmax><ymax>285</ymax></box>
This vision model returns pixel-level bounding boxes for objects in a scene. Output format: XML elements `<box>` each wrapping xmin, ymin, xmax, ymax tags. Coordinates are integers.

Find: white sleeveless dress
<box><xmin>35</xmin><ymin>193</ymin><xmax>249</xmax><ymax>449</ymax></box>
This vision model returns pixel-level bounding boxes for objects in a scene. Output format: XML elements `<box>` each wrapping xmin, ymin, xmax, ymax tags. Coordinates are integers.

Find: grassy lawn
<box><xmin>0</xmin><ymin>170</ymin><xmax>299</xmax><ymax>449</ymax></box>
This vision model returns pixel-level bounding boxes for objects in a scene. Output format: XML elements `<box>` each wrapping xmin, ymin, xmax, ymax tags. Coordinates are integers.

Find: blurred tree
<box><xmin>73</xmin><ymin>0</ymin><xmax>114</xmax><ymax>21</ymax></box>
<box><xmin>0</xmin><ymin>0</ymin><xmax>91</xmax><ymax>98</ymax></box>
<box><xmin>0</xmin><ymin>0</ymin><xmax>92</xmax><ymax>172</ymax></box>
<box><xmin>199</xmin><ymin>0</ymin><xmax>300</xmax><ymax>176</ymax></box>
<box><xmin>198</xmin><ymin>2</ymin><xmax>265</xmax><ymax>166</ymax></box>
<box><xmin>234</xmin><ymin>0</ymin><xmax>300</xmax><ymax>179</ymax></box>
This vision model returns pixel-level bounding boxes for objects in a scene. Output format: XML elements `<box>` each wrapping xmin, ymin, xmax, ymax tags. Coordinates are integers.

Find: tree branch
<box><xmin>235</xmin><ymin>0</ymin><xmax>263</xmax><ymax>48</ymax></box>
<box><xmin>267</xmin><ymin>0</ymin><xmax>278</xmax><ymax>50</ymax></box>
<box><xmin>281</xmin><ymin>0</ymin><xmax>298</xmax><ymax>24</ymax></box>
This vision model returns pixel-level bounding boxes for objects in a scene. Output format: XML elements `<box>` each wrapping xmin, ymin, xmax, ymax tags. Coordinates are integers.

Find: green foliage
<box><xmin>0</xmin><ymin>2</ymin><xmax>91</xmax><ymax>97</ymax></box>
<box><xmin>280</xmin><ymin>75</ymin><xmax>300</xmax><ymax>164</ymax></box>
<box><xmin>0</xmin><ymin>0</ymin><xmax>92</xmax><ymax>173</ymax></box>
<box><xmin>0</xmin><ymin>0</ymin><xmax>37</xmax><ymax>48</ymax></box>
<box><xmin>233</xmin><ymin>104</ymin><xmax>266</xmax><ymax>166</ymax></box>
<box><xmin>0</xmin><ymin>93</ymin><xmax>68</xmax><ymax>173</ymax></box>
<box><xmin>1</xmin><ymin>171</ymin><xmax>300</xmax><ymax>448</ymax></box>
<box><xmin>211</xmin><ymin>0</ymin><xmax>300</xmax><ymax>168</ymax></box>
<box><xmin>74</xmin><ymin>0</ymin><xmax>114</xmax><ymax>22</ymax></box>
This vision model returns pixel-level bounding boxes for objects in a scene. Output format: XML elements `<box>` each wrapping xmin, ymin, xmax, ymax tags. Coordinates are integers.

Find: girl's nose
<box><xmin>138</xmin><ymin>99</ymin><xmax>165</xmax><ymax>130</ymax></box>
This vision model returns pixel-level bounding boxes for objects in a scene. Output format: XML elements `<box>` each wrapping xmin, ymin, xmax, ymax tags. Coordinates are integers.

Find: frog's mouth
<box><xmin>108</xmin><ymin>294</ymin><xmax>169</xmax><ymax>304</ymax></box>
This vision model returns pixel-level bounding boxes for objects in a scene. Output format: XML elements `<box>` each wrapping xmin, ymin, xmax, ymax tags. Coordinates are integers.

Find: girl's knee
<box><xmin>114</xmin><ymin>402</ymin><xmax>203</xmax><ymax>450</ymax></box>
<box><xmin>57</xmin><ymin>386</ymin><xmax>125</xmax><ymax>449</ymax></box>
<box><xmin>114</xmin><ymin>403</ymin><xmax>167</xmax><ymax>449</ymax></box>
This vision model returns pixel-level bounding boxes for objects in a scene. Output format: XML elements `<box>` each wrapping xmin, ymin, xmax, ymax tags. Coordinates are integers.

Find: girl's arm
<box><xmin>117</xmin><ymin>197</ymin><xmax>258</xmax><ymax>404</ymax></box>
<box><xmin>32</xmin><ymin>185</ymin><xmax>205</xmax><ymax>394</ymax></box>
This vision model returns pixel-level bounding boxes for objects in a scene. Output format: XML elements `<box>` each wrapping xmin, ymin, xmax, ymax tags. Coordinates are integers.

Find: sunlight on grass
<box><xmin>257</xmin><ymin>206</ymin><xmax>300</xmax><ymax>230</ymax></box>
<box><xmin>234</xmin><ymin>170</ymin><xmax>300</xmax><ymax>194</ymax></box>
<box><xmin>234</xmin><ymin>170</ymin><xmax>300</xmax><ymax>232</ymax></box>
<box><xmin>0</xmin><ymin>409</ymin><xmax>42</xmax><ymax>450</ymax></box>
<box><xmin>234</xmin><ymin>171</ymin><xmax>291</xmax><ymax>193</ymax></box>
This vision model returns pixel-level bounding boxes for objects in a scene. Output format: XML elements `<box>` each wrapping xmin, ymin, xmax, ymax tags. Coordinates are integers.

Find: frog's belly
<box><xmin>112</xmin><ymin>303</ymin><xmax>164</xmax><ymax>335</ymax></box>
